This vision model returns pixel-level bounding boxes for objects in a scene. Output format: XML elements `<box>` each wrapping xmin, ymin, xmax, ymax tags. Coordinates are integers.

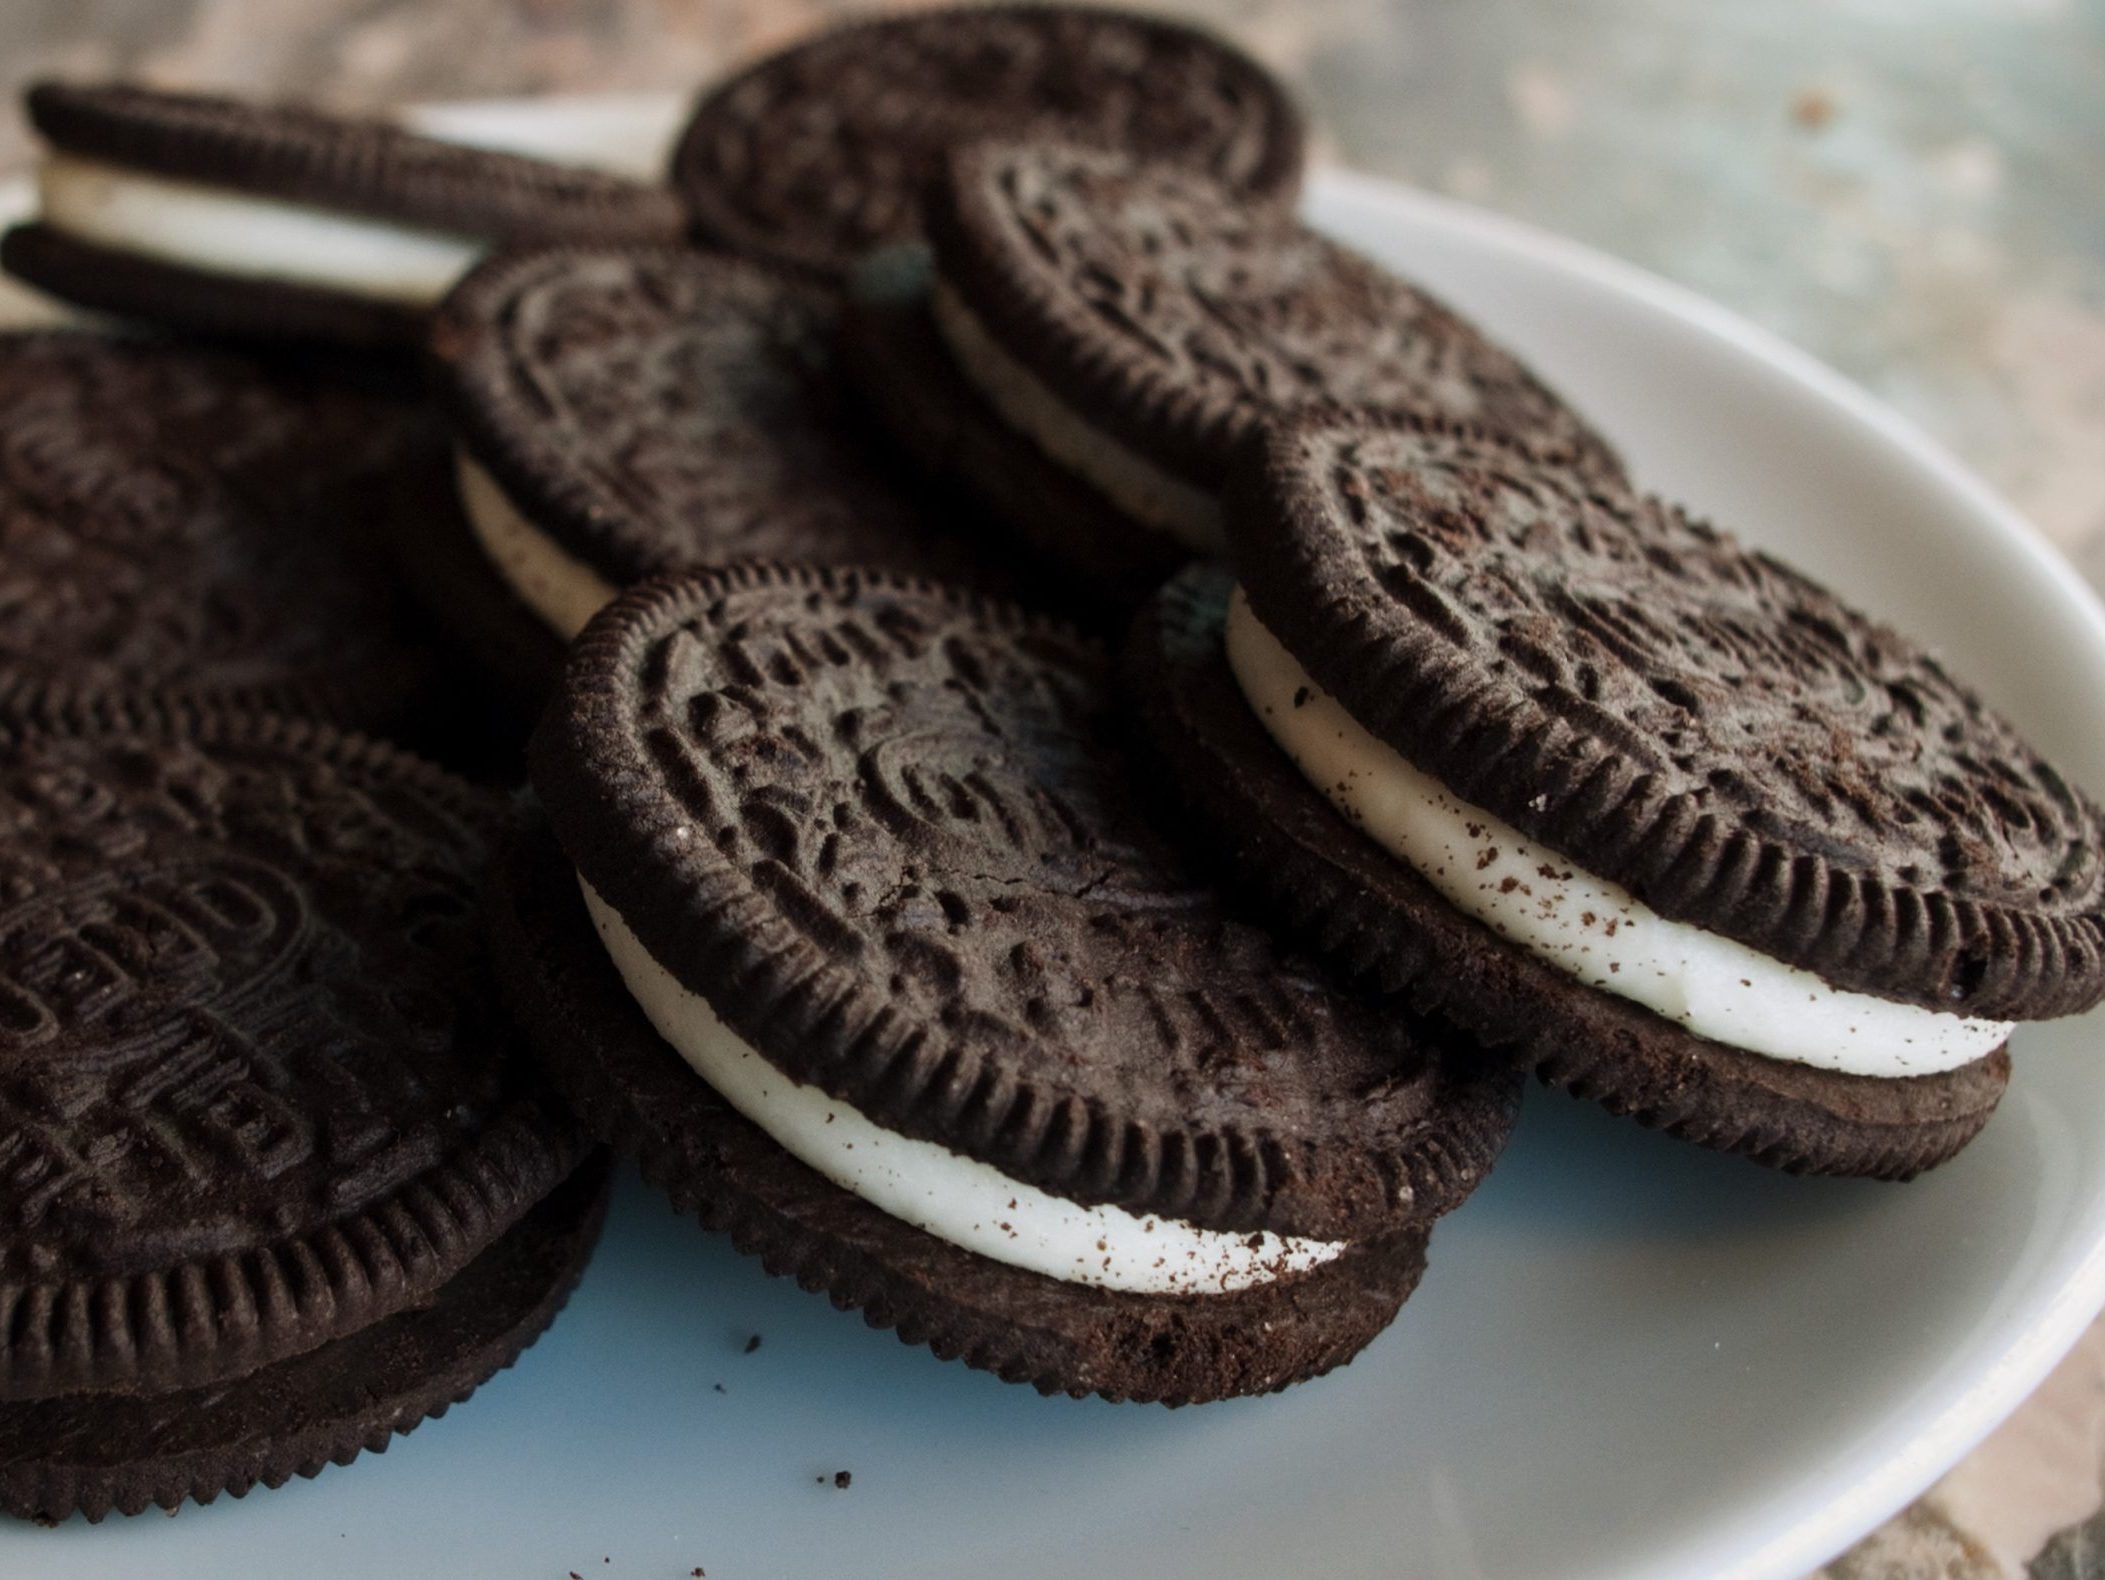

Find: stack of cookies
<box><xmin>3</xmin><ymin>0</ymin><xmax>2099</xmax><ymax>1525</ymax></box>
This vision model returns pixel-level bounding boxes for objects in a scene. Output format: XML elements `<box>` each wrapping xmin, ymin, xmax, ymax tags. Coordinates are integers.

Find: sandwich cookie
<box><xmin>498</xmin><ymin>564</ymin><xmax>1518</xmax><ymax>1402</ymax></box>
<box><xmin>1126</xmin><ymin>416</ymin><xmax>2105</xmax><ymax>1176</ymax></box>
<box><xmin>845</xmin><ymin>139</ymin><xmax>1623</xmax><ymax>604</ymax></box>
<box><xmin>672</xmin><ymin>4</ymin><xmax>1304</xmax><ymax>280</ymax></box>
<box><xmin>429</xmin><ymin>244</ymin><xmax>1018</xmax><ymax>681</ymax></box>
<box><xmin>5</xmin><ymin>82</ymin><xmax>684</xmax><ymax>349</ymax></box>
<box><xmin>0</xmin><ymin>712</ymin><xmax>597</xmax><ymax>1521</ymax></box>
<box><xmin>0</xmin><ymin>331</ymin><xmax>431</xmax><ymax>732</ymax></box>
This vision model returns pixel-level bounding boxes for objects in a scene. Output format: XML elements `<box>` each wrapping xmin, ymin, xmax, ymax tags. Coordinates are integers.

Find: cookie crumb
<box><xmin>1791</xmin><ymin>88</ymin><xmax>1835</xmax><ymax>130</ymax></box>
<box><xmin>834</xmin><ymin>1471</ymin><xmax>853</xmax><ymax>1489</ymax></box>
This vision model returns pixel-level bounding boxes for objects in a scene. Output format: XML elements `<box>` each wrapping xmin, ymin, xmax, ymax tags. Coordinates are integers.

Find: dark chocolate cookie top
<box><xmin>0</xmin><ymin>332</ymin><xmax>435</xmax><ymax>726</ymax></box>
<box><xmin>432</xmin><ymin>245</ymin><xmax>1005</xmax><ymax>592</ymax></box>
<box><xmin>0</xmin><ymin>714</ymin><xmax>578</xmax><ymax>1399</ymax></box>
<box><xmin>532</xmin><ymin>564</ymin><xmax>1516</xmax><ymax>1243</ymax></box>
<box><xmin>671</xmin><ymin>5</ymin><xmax>1304</xmax><ymax>278</ymax></box>
<box><xmin>928</xmin><ymin>139</ymin><xmax>1623</xmax><ymax>487</ymax></box>
<box><xmin>29</xmin><ymin>81</ymin><xmax>683</xmax><ymax>244</ymax></box>
<box><xmin>0</xmin><ymin>333</ymin><xmax>428</xmax><ymax>727</ymax></box>
<box><xmin>1230</xmin><ymin>413</ymin><xmax>2105</xmax><ymax>1020</ymax></box>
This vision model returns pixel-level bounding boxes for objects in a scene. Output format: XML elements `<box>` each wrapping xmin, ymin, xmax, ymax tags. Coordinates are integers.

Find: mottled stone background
<box><xmin>1</xmin><ymin>1</ymin><xmax>2100</xmax><ymax>1574</ymax></box>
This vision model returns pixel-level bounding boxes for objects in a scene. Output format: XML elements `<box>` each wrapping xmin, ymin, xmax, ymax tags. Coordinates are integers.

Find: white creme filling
<box><xmin>927</xmin><ymin>276</ymin><xmax>1226</xmax><ymax>552</ymax></box>
<box><xmin>580</xmin><ymin>877</ymin><xmax>1346</xmax><ymax>1294</ymax></box>
<box><xmin>456</xmin><ymin>452</ymin><xmax>616</xmax><ymax>640</ymax></box>
<box><xmin>37</xmin><ymin>154</ymin><xmax>484</xmax><ymax>304</ymax></box>
<box><xmin>1223</xmin><ymin>588</ymin><xmax>2013</xmax><ymax>1077</ymax></box>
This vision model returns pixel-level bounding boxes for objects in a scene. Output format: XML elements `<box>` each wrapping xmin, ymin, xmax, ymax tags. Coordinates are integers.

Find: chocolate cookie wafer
<box><xmin>428</xmin><ymin>244</ymin><xmax>1021</xmax><ymax>664</ymax></box>
<box><xmin>0</xmin><ymin>711</ymin><xmax>595</xmax><ymax>1520</ymax></box>
<box><xmin>0</xmin><ymin>331</ymin><xmax>431</xmax><ymax>732</ymax></box>
<box><xmin>1123</xmin><ymin>415</ymin><xmax>2105</xmax><ymax>1175</ymax></box>
<box><xmin>497</xmin><ymin>564</ymin><xmax>1518</xmax><ymax>1402</ymax></box>
<box><xmin>5</xmin><ymin>1162</ymin><xmax>609</xmax><ymax>1523</ymax></box>
<box><xmin>672</xmin><ymin>4</ymin><xmax>1304</xmax><ymax>279</ymax></box>
<box><xmin>6</xmin><ymin>82</ymin><xmax>683</xmax><ymax>349</ymax></box>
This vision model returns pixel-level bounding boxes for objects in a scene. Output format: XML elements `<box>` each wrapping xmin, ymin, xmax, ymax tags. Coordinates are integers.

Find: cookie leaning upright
<box><xmin>1126</xmin><ymin>414</ymin><xmax>2105</xmax><ymax>1177</ymax></box>
<box><xmin>672</xmin><ymin>4</ymin><xmax>1304</xmax><ymax>280</ymax></box>
<box><xmin>843</xmin><ymin>139</ymin><xmax>1622</xmax><ymax>607</ymax></box>
<box><xmin>5</xmin><ymin>82</ymin><xmax>684</xmax><ymax>349</ymax></box>
<box><xmin>426</xmin><ymin>244</ymin><xmax>1017</xmax><ymax>691</ymax></box>
<box><xmin>0</xmin><ymin>712</ymin><xmax>602</xmax><ymax>1522</ymax></box>
<box><xmin>0</xmin><ymin>331</ymin><xmax>433</xmax><ymax>733</ymax></box>
<box><xmin>495</xmin><ymin>564</ymin><xmax>1518</xmax><ymax>1403</ymax></box>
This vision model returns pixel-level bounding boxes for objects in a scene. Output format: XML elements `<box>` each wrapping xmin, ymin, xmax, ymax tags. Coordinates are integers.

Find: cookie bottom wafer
<box><xmin>492</xmin><ymin>830</ymin><xmax>1428</xmax><ymax>1404</ymax></box>
<box><xmin>0</xmin><ymin>1157</ymin><xmax>611</xmax><ymax>1525</ymax></box>
<box><xmin>3</xmin><ymin>222</ymin><xmax>427</xmax><ymax>348</ymax></box>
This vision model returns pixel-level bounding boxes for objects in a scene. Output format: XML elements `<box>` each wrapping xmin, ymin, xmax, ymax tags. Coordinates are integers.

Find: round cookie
<box><xmin>672</xmin><ymin>4</ymin><xmax>1304</xmax><ymax>279</ymax></box>
<box><xmin>1229</xmin><ymin>415</ymin><xmax>2105</xmax><ymax>1020</ymax></box>
<box><xmin>1122</xmin><ymin>413</ymin><xmax>2105</xmax><ymax>1175</ymax></box>
<box><xmin>8</xmin><ymin>81</ymin><xmax>684</xmax><ymax>348</ymax></box>
<box><xmin>1126</xmin><ymin>562</ymin><xmax>2013</xmax><ymax>1179</ymax></box>
<box><xmin>871</xmin><ymin>137</ymin><xmax>1623</xmax><ymax>582</ymax></box>
<box><xmin>0</xmin><ymin>331</ymin><xmax>431</xmax><ymax>732</ymax></box>
<box><xmin>507</xmin><ymin>563</ymin><xmax>1519</xmax><ymax>1401</ymax></box>
<box><xmin>493</xmin><ymin>824</ymin><xmax>1428</xmax><ymax>1403</ymax></box>
<box><xmin>0</xmin><ymin>712</ymin><xmax>589</xmax><ymax>1513</ymax></box>
<box><xmin>429</xmin><ymin>244</ymin><xmax>1023</xmax><ymax>654</ymax></box>
<box><xmin>2</xmin><ymin>1158</ymin><xmax>610</xmax><ymax>1524</ymax></box>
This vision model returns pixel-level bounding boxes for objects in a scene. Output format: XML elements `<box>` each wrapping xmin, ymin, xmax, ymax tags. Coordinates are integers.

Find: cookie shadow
<box><xmin>1454</xmin><ymin>1082</ymin><xmax>1949</xmax><ymax>1247</ymax></box>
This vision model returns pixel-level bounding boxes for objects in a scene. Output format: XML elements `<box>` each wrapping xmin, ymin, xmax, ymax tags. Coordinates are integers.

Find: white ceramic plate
<box><xmin>5</xmin><ymin>97</ymin><xmax>2104</xmax><ymax>1580</ymax></box>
